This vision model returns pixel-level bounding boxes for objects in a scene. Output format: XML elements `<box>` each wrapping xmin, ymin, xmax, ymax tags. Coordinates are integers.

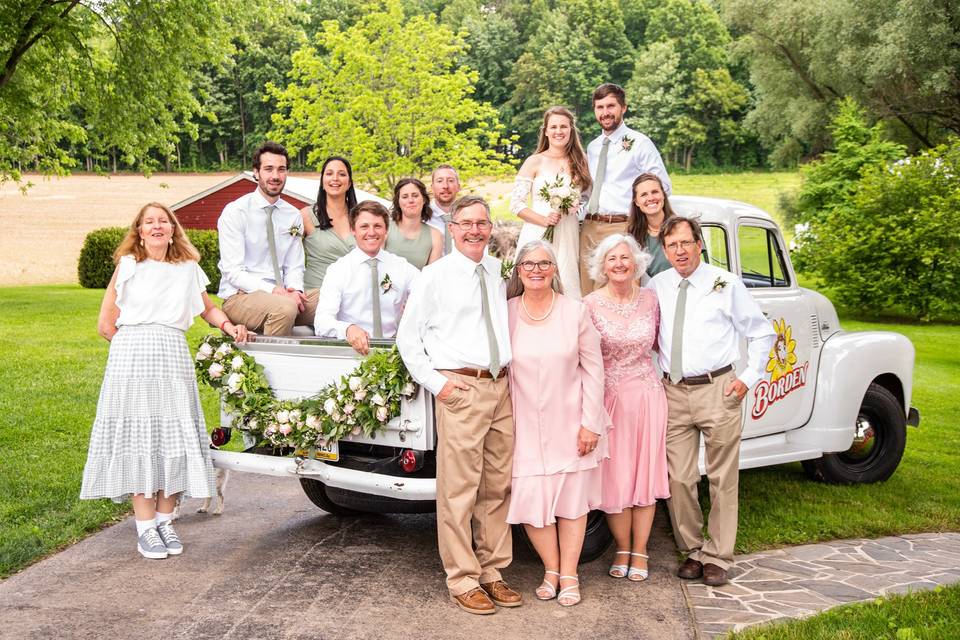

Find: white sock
<box><xmin>155</xmin><ymin>511</ymin><xmax>174</xmax><ymax>525</ymax></box>
<box><xmin>135</xmin><ymin>518</ymin><xmax>157</xmax><ymax>536</ymax></box>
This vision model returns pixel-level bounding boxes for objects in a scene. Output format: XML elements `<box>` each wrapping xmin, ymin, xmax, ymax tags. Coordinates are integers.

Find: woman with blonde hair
<box><xmin>80</xmin><ymin>202</ymin><xmax>250</xmax><ymax>560</ymax></box>
<box><xmin>510</xmin><ymin>106</ymin><xmax>592</xmax><ymax>299</ymax></box>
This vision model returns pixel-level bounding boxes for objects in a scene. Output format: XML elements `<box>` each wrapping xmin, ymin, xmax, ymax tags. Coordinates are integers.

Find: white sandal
<box><xmin>628</xmin><ymin>552</ymin><xmax>649</xmax><ymax>582</ymax></box>
<box><xmin>536</xmin><ymin>570</ymin><xmax>560</xmax><ymax>600</ymax></box>
<box><xmin>609</xmin><ymin>550</ymin><xmax>631</xmax><ymax>578</ymax></box>
<box><xmin>557</xmin><ymin>575</ymin><xmax>581</xmax><ymax>607</ymax></box>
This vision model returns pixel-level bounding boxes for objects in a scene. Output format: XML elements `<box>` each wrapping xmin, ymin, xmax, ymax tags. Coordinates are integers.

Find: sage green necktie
<box><xmin>367</xmin><ymin>258</ymin><xmax>383</xmax><ymax>338</ymax></box>
<box><xmin>476</xmin><ymin>263</ymin><xmax>501</xmax><ymax>378</ymax></box>
<box><xmin>442</xmin><ymin>213</ymin><xmax>452</xmax><ymax>253</ymax></box>
<box><xmin>586</xmin><ymin>137</ymin><xmax>611</xmax><ymax>215</ymax></box>
<box><xmin>264</xmin><ymin>204</ymin><xmax>283</xmax><ymax>286</ymax></box>
<box><xmin>670</xmin><ymin>279</ymin><xmax>690</xmax><ymax>383</ymax></box>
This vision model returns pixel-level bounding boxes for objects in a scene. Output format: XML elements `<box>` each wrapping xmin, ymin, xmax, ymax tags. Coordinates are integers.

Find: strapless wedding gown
<box><xmin>511</xmin><ymin>173</ymin><xmax>582</xmax><ymax>300</ymax></box>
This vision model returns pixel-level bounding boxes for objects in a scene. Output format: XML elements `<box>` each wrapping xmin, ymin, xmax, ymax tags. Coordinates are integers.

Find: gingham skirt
<box><xmin>80</xmin><ymin>324</ymin><xmax>217</xmax><ymax>502</ymax></box>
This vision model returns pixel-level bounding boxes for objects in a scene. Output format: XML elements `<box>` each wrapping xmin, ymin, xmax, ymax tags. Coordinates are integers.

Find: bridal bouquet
<box><xmin>537</xmin><ymin>175</ymin><xmax>580</xmax><ymax>242</ymax></box>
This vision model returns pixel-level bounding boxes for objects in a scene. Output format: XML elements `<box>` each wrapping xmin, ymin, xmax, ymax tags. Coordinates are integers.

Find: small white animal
<box><xmin>171</xmin><ymin>468</ymin><xmax>229</xmax><ymax>520</ymax></box>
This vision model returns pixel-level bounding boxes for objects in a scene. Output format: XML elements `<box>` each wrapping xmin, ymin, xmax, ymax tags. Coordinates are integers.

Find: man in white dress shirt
<box><xmin>315</xmin><ymin>201</ymin><xmax>419</xmax><ymax>354</ymax></box>
<box><xmin>218</xmin><ymin>141</ymin><xmax>318</xmax><ymax>335</ymax></box>
<box><xmin>648</xmin><ymin>216</ymin><xmax>775</xmax><ymax>587</ymax></box>
<box><xmin>580</xmin><ymin>83</ymin><xmax>672</xmax><ymax>294</ymax></box>
<box><xmin>396</xmin><ymin>195</ymin><xmax>521</xmax><ymax>615</ymax></box>
<box><xmin>427</xmin><ymin>164</ymin><xmax>461</xmax><ymax>254</ymax></box>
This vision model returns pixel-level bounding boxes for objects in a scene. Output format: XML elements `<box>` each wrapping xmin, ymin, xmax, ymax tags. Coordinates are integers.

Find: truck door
<box><xmin>736</xmin><ymin>217</ymin><xmax>818</xmax><ymax>439</ymax></box>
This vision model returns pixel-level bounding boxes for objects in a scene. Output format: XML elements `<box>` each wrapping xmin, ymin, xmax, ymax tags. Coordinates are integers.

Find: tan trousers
<box><xmin>222</xmin><ymin>289</ymin><xmax>319</xmax><ymax>336</ymax></box>
<box><xmin>435</xmin><ymin>371</ymin><xmax>514</xmax><ymax>597</ymax></box>
<box><xmin>578</xmin><ymin>218</ymin><xmax>629</xmax><ymax>295</ymax></box>
<box><xmin>664</xmin><ymin>369</ymin><xmax>743</xmax><ymax>570</ymax></box>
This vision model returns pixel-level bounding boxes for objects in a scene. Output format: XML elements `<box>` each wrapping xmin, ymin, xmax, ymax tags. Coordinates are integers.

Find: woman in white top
<box><xmin>510</xmin><ymin>106</ymin><xmax>592</xmax><ymax>300</ymax></box>
<box><xmin>80</xmin><ymin>202</ymin><xmax>250</xmax><ymax>560</ymax></box>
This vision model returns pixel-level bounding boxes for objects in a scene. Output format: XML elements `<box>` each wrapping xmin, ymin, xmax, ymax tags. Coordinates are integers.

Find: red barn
<box><xmin>172</xmin><ymin>172</ymin><xmax>388</xmax><ymax>229</ymax></box>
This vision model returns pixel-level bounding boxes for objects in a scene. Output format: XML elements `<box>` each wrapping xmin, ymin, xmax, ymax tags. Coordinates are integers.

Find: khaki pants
<box><xmin>222</xmin><ymin>289</ymin><xmax>319</xmax><ymax>336</ymax></box>
<box><xmin>578</xmin><ymin>218</ymin><xmax>629</xmax><ymax>294</ymax></box>
<box><xmin>664</xmin><ymin>369</ymin><xmax>743</xmax><ymax>570</ymax></box>
<box><xmin>435</xmin><ymin>371</ymin><xmax>514</xmax><ymax>597</ymax></box>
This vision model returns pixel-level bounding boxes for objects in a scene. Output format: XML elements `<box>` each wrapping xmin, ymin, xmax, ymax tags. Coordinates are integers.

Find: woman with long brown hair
<box><xmin>626</xmin><ymin>172</ymin><xmax>675</xmax><ymax>277</ymax></box>
<box><xmin>510</xmin><ymin>106</ymin><xmax>592</xmax><ymax>299</ymax></box>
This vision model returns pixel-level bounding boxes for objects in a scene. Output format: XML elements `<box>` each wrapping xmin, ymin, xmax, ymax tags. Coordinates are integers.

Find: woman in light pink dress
<box><xmin>583</xmin><ymin>233</ymin><xmax>669</xmax><ymax>582</ymax></box>
<box><xmin>505</xmin><ymin>240</ymin><xmax>609</xmax><ymax>607</ymax></box>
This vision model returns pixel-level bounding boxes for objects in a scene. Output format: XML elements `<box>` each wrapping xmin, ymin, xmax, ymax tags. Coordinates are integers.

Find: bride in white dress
<box><xmin>511</xmin><ymin>106</ymin><xmax>592</xmax><ymax>300</ymax></box>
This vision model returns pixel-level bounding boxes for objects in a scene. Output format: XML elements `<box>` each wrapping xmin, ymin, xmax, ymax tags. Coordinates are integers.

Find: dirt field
<box><xmin>0</xmin><ymin>173</ymin><xmax>514</xmax><ymax>286</ymax></box>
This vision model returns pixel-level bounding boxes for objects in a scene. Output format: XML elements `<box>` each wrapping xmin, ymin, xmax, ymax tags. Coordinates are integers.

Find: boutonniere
<box><xmin>500</xmin><ymin>260</ymin><xmax>515</xmax><ymax>281</ymax></box>
<box><xmin>288</xmin><ymin>224</ymin><xmax>303</xmax><ymax>237</ymax></box>
<box><xmin>712</xmin><ymin>276</ymin><xmax>728</xmax><ymax>293</ymax></box>
<box><xmin>380</xmin><ymin>273</ymin><xmax>393</xmax><ymax>293</ymax></box>
<box><xmin>621</xmin><ymin>135</ymin><xmax>635</xmax><ymax>152</ymax></box>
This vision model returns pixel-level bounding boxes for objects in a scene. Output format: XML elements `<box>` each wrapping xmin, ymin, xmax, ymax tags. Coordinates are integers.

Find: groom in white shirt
<box><xmin>648</xmin><ymin>216</ymin><xmax>775</xmax><ymax>587</ymax></box>
<box><xmin>580</xmin><ymin>83</ymin><xmax>672</xmax><ymax>294</ymax></box>
<box><xmin>218</xmin><ymin>141</ymin><xmax>319</xmax><ymax>336</ymax></box>
<box><xmin>314</xmin><ymin>201</ymin><xmax>419</xmax><ymax>354</ymax></box>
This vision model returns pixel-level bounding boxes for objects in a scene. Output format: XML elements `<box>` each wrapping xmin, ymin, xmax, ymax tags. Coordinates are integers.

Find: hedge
<box><xmin>78</xmin><ymin>227</ymin><xmax>221</xmax><ymax>293</ymax></box>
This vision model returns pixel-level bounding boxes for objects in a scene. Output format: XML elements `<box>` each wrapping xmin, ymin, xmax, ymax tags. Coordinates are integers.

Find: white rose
<box><xmin>323</xmin><ymin>398</ymin><xmax>337</xmax><ymax>416</ymax></box>
<box><xmin>208</xmin><ymin>363</ymin><xmax>225</xmax><ymax>379</ymax></box>
<box><xmin>196</xmin><ymin>351</ymin><xmax>208</xmax><ymax>362</ymax></box>
<box><xmin>276</xmin><ymin>410</ymin><xmax>290</xmax><ymax>424</ymax></box>
<box><xmin>376</xmin><ymin>406</ymin><xmax>389</xmax><ymax>422</ymax></box>
<box><xmin>226</xmin><ymin>372</ymin><xmax>244</xmax><ymax>393</ymax></box>
<box><xmin>332</xmin><ymin>412</ymin><xmax>342</xmax><ymax>422</ymax></box>
<box><xmin>555</xmin><ymin>185</ymin><xmax>572</xmax><ymax>200</ymax></box>
<box><xmin>265</xmin><ymin>424</ymin><xmax>277</xmax><ymax>435</ymax></box>
<box><xmin>248</xmin><ymin>418</ymin><xmax>258</xmax><ymax>429</ymax></box>
<box><xmin>279</xmin><ymin>423</ymin><xmax>292</xmax><ymax>435</ymax></box>
<box><xmin>402</xmin><ymin>382</ymin><xmax>415</xmax><ymax>396</ymax></box>
<box><xmin>371</xmin><ymin>393</ymin><xmax>385</xmax><ymax>407</ymax></box>
<box><xmin>354</xmin><ymin>388</ymin><xmax>367</xmax><ymax>401</ymax></box>
<box><xmin>231</xmin><ymin>355</ymin><xmax>244</xmax><ymax>370</ymax></box>
<box><xmin>199</xmin><ymin>343</ymin><xmax>214</xmax><ymax>356</ymax></box>
<box><xmin>216</xmin><ymin>343</ymin><xmax>233</xmax><ymax>355</ymax></box>
<box><xmin>305</xmin><ymin>414</ymin><xmax>320</xmax><ymax>429</ymax></box>
<box><xmin>343</xmin><ymin>403</ymin><xmax>355</xmax><ymax>415</ymax></box>
<box><xmin>348</xmin><ymin>376</ymin><xmax>362</xmax><ymax>391</ymax></box>
<box><xmin>289</xmin><ymin>409</ymin><xmax>302</xmax><ymax>421</ymax></box>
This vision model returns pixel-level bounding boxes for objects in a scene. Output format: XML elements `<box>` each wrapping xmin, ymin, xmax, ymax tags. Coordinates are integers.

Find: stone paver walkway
<box><xmin>686</xmin><ymin>532</ymin><xmax>960</xmax><ymax>638</ymax></box>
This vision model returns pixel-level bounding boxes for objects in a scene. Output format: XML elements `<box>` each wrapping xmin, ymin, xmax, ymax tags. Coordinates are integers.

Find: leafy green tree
<box><xmin>561</xmin><ymin>0</ymin><xmax>635</xmax><ymax>86</ymax></box>
<box><xmin>269</xmin><ymin>0</ymin><xmax>511</xmax><ymax>192</ymax></box>
<box><xmin>0</xmin><ymin>0</ymin><xmax>245</xmax><ymax>183</ymax></box>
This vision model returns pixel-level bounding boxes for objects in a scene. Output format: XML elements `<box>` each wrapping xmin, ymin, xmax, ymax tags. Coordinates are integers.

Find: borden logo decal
<box><xmin>751</xmin><ymin>318</ymin><xmax>809</xmax><ymax>419</ymax></box>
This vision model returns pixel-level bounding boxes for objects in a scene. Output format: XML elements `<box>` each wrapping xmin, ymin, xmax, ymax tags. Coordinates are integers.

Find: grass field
<box><xmin>1</xmin><ymin>285</ymin><xmax>957</xmax><ymax>578</ymax></box>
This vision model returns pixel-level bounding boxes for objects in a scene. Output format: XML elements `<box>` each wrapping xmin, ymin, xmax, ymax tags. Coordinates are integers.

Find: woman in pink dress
<box><xmin>583</xmin><ymin>233</ymin><xmax>670</xmax><ymax>582</ymax></box>
<box><xmin>505</xmin><ymin>240</ymin><xmax>608</xmax><ymax>607</ymax></box>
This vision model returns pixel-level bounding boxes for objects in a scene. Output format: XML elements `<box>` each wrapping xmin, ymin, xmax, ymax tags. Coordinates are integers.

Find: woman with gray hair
<box><xmin>583</xmin><ymin>233</ymin><xmax>670</xmax><ymax>582</ymax></box>
<box><xmin>505</xmin><ymin>240</ymin><xmax>609</xmax><ymax>607</ymax></box>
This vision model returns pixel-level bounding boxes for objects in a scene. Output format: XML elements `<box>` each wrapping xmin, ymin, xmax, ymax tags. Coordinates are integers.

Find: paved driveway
<box><xmin>0</xmin><ymin>472</ymin><xmax>694</xmax><ymax>640</ymax></box>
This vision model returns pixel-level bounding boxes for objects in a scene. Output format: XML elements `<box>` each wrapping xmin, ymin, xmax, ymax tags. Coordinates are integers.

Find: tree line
<box><xmin>2</xmin><ymin>0</ymin><xmax>958</xmax><ymax>188</ymax></box>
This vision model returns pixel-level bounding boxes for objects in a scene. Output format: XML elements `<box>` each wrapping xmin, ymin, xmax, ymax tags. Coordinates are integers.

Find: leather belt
<box><xmin>444</xmin><ymin>367</ymin><xmax>509</xmax><ymax>380</ymax></box>
<box><xmin>664</xmin><ymin>364</ymin><xmax>734</xmax><ymax>386</ymax></box>
<box><xmin>585</xmin><ymin>213</ymin><xmax>628</xmax><ymax>223</ymax></box>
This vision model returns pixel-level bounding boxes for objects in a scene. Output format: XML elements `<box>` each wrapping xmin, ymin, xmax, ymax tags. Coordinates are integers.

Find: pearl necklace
<box><xmin>521</xmin><ymin>290</ymin><xmax>557</xmax><ymax>321</ymax></box>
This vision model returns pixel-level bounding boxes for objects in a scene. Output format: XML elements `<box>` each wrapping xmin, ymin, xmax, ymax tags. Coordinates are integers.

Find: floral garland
<box><xmin>194</xmin><ymin>334</ymin><xmax>418</xmax><ymax>450</ymax></box>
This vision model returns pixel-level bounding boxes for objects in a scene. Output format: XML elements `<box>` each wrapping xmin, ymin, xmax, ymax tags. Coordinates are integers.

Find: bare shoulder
<box><xmin>517</xmin><ymin>154</ymin><xmax>543</xmax><ymax>178</ymax></box>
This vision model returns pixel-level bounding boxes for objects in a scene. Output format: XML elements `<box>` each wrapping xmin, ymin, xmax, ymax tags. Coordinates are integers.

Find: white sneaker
<box><xmin>137</xmin><ymin>527</ymin><xmax>168</xmax><ymax>559</ymax></box>
<box><xmin>156</xmin><ymin>520</ymin><xmax>183</xmax><ymax>555</ymax></box>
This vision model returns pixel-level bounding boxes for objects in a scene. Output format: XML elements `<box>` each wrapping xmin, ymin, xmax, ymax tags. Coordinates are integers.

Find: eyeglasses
<box><xmin>665</xmin><ymin>239</ymin><xmax>698</xmax><ymax>253</ymax></box>
<box><xmin>452</xmin><ymin>220</ymin><xmax>492</xmax><ymax>231</ymax></box>
<box><xmin>518</xmin><ymin>260</ymin><xmax>555</xmax><ymax>272</ymax></box>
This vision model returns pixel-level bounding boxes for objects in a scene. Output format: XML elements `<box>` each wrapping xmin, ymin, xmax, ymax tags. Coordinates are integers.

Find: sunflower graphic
<box><xmin>766</xmin><ymin>318</ymin><xmax>798</xmax><ymax>382</ymax></box>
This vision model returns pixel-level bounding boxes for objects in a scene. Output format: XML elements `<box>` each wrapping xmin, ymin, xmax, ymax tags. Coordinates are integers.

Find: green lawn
<box><xmin>729</xmin><ymin>584</ymin><xmax>960</xmax><ymax>639</ymax></box>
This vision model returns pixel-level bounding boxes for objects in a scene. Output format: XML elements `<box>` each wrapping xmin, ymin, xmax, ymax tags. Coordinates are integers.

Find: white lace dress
<box><xmin>510</xmin><ymin>173</ymin><xmax>583</xmax><ymax>300</ymax></box>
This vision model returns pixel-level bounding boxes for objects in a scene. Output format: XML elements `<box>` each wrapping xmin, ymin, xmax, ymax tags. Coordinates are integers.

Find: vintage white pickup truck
<box><xmin>209</xmin><ymin>196</ymin><xmax>919</xmax><ymax>560</ymax></box>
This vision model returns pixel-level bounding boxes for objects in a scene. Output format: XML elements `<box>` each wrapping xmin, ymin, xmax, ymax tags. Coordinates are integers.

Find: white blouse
<box><xmin>115</xmin><ymin>255</ymin><xmax>209</xmax><ymax>332</ymax></box>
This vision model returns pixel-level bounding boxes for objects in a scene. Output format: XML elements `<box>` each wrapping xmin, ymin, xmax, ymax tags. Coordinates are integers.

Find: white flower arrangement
<box><xmin>536</xmin><ymin>174</ymin><xmax>581</xmax><ymax>242</ymax></box>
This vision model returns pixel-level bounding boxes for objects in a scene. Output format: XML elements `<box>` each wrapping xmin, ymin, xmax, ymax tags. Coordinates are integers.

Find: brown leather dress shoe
<box><xmin>452</xmin><ymin>587</ymin><xmax>496</xmax><ymax>615</ymax></box>
<box><xmin>702</xmin><ymin>563</ymin><xmax>729</xmax><ymax>586</ymax></box>
<box><xmin>480</xmin><ymin>580</ymin><xmax>523</xmax><ymax>607</ymax></box>
<box><xmin>676</xmin><ymin>558</ymin><xmax>704</xmax><ymax>580</ymax></box>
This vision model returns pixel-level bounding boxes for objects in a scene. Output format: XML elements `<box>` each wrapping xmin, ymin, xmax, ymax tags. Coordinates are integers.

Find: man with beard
<box><xmin>580</xmin><ymin>83</ymin><xmax>672</xmax><ymax>294</ymax></box>
<box><xmin>427</xmin><ymin>164</ymin><xmax>461</xmax><ymax>254</ymax></box>
<box><xmin>218</xmin><ymin>141</ymin><xmax>319</xmax><ymax>335</ymax></box>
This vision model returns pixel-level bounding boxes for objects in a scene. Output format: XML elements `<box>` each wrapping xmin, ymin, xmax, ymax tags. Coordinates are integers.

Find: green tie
<box><xmin>442</xmin><ymin>213</ymin><xmax>452</xmax><ymax>253</ymax></box>
<box><xmin>368</xmin><ymin>258</ymin><xmax>383</xmax><ymax>338</ymax></box>
<box><xmin>586</xmin><ymin>137</ymin><xmax>611</xmax><ymax>215</ymax></box>
<box><xmin>264</xmin><ymin>204</ymin><xmax>283</xmax><ymax>286</ymax></box>
<box><xmin>670</xmin><ymin>279</ymin><xmax>690</xmax><ymax>383</ymax></box>
<box><xmin>476</xmin><ymin>263</ymin><xmax>501</xmax><ymax>378</ymax></box>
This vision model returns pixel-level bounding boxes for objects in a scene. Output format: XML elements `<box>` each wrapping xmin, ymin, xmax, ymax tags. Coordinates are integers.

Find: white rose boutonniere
<box><xmin>380</xmin><ymin>273</ymin><xmax>393</xmax><ymax>293</ymax></box>
<box><xmin>288</xmin><ymin>224</ymin><xmax>303</xmax><ymax>237</ymax></box>
<box><xmin>500</xmin><ymin>260</ymin><xmax>515</xmax><ymax>281</ymax></box>
<box><xmin>621</xmin><ymin>135</ymin><xmax>635</xmax><ymax>152</ymax></box>
<box><xmin>712</xmin><ymin>276</ymin><xmax>728</xmax><ymax>293</ymax></box>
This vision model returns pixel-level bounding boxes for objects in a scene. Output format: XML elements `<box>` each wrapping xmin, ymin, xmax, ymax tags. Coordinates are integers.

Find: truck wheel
<box><xmin>513</xmin><ymin>510</ymin><xmax>612</xmax><ymax>564</ymax></box>
<box><xmin>299</xmin><ymin>478</ymin><xmax>362</xmax><ymax>516</ymax></box>
<box><xmin>802</xmin><ymin>383</ymin><xmax>906</xmax><ymax>484</ymax></box>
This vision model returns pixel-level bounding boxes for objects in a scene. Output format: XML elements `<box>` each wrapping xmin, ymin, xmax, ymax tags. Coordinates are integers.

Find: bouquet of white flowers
<box><xmin>537</xmin><ymin>174</ymin><xmax>580</xmax><ymax>242</ymax></box>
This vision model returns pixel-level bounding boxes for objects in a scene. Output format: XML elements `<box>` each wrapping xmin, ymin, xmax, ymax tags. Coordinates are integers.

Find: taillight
<box><xmin>399</xmin><ymin>449</ymin><xmax>423</xmax><ymax>473</ymax></box>
<box><xmin>211</xmin><ymin>427</ymin><xmax>231</xmax><ymax>447</ymax></box>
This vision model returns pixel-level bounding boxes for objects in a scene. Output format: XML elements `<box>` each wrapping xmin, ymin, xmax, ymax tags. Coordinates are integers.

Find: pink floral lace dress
<box><xmin>583</xmin><ymin>288</ymin><xmax>670</xmax><ymax>512</ymax></box>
